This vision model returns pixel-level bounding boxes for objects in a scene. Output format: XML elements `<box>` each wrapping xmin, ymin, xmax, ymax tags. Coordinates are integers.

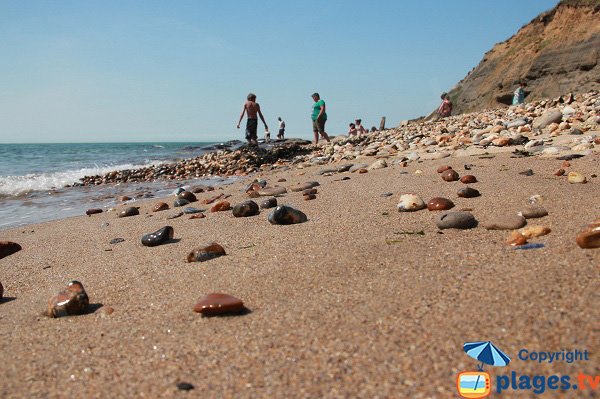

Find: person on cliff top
<box><xmin>277</xmin><ymin>117</ymin><xmax>285</xmax><ymax>140</ymax></box>
<box><xmin>437</xmin><ymin>93</ymin><xmax>453</xmax><ymax>118</ymax></box>
<box><xmin>311</xmin><ymin>93</ymin><xmax>331</xmax><ymax>145</ymax></box>
<box><xmin>513</xmin><ymin>81</ymin><xmax>526</xmax><ymax>105</ymax></box>
<box><xmin>355</xmin><ymin>119</ymin><xmax>367</xmax><ymax>135</ymax></box>
<box><xmin>347</xmin><ymin>123</ymin><xmax>358</xmax><ymax>136</ymax></box>
<box><xmin>237</xmin><ymin>93</ymin><xmax>268</xmax><ymax>146</ymax></box>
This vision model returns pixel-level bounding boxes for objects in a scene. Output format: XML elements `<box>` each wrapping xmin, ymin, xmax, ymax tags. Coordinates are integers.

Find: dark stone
<box><xmin>152</xmin><ymin>202</ymin><xmax>169</xmax><ymax>212</ymax></box>
<box><xmin>435</xmin><ymin>211</ymin><xmax>477</xmax><ymax>230</ymax></box>
<box><xmin>183</xmin><ymin>207</ymin><xmax>204</xmax><ymax>214</ymax></box>
<box><xmin>177</xmin><ymin>191</ymin><xmax>197</xmax><ymax>202</ymax></box>
<box><xmin>232</xmin><ymin>200</ymin><xmax>260</xmax><ymax>217</ymax></box>
<box><xmin>557</xmin><ymin>154</ymin><xmax>585</xmax><ymax>160</ymax></box>
<box><xmin>0</xmin><ymin>241</ymin><xmax>22</xmax><ymax>260</ymax></box>
<box><xmin>441</xmin><ymin>169</ymin><xmax>460</xmax><ymax>182</ymax></box>
<box><xmin>173</xmin><ymin>198</ymin><xmax>190</xmax><ymax>207</ymax></box>
<box><xmin>141</xmin><ymin>226</ymin><xmax>174</xmax><ymax>247</ymax></box>
<box><xmin>268</xmin><ymin>206</ymin><xmax>308</xmax><ymax>225</ymax></box>
<box><xmin>86</xmin><ymin>209</ymin><xmax>103</xmax><ymax>216</ymax></box>
<box><xmin>177</xmin><ymin>382</ymin><xmax>194</xmax><ymax>391</ymax></box>
<box><xmin>427</xmin><ymin>197</ymin><xmax>455</xmax><ymax>211</ymax></box>
<box><xmin>47</xmin><ymin>281</ymin><xmax>89</xmax><ymax>318</ymax></box>
<box><xmin>519</xmin><ymin>169</ymin><xmax>534</xmax><ymax>176</ymax></box>
<box><xmin>186</xmin><ymin>243</ymin><xmax>226</xmax><ymax>262</ymax></box>
<box><xmin>260</xmin><ymin>198</ymin><xmax>277</xmax><ymax>209</ymax></box>
<box><xmin>109</xmin><ymin>238</ymin><xmax>125</xmax><ymax>244</ymax></box>
<box><xmin>118</xmin><ymin>207</ymin><xmax>139</xmax><ymax>218</ymax></box>
<box><xmin>457</xmin><ymin>187</ymin><xmax>481</xmax><ymax>198</ymax></box>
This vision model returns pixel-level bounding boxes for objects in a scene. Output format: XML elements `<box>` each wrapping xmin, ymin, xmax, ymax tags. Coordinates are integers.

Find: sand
<box><xmin>0</xmin><ymin>150</ymin><xmax>598</xmax><ymax>398</ymax></box>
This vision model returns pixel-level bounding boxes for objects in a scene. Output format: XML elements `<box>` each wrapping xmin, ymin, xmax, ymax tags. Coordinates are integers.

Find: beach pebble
<box><xmin>304</xmin><ymin>194</ymin><xmax>316</xmax><ymax>200</ymax></box>
<box><xmin>0</xmin><ymin>241</ymin><xmax>22</xmax><ymax>259</ymax></box>
<box><xmin>109</xmin><ymin>238</ymin><xmax>125</xmax><ymax>244</ymax></box>
<box><xmin>529</xmin><ymin>194</ymin><xmax>543</xmax><ymax>204</ymax></box>
<box><xmin>277</xmin><ymin>178</ymin><xmax>287</xmax><ymax>182</ymax></box>
<box><xmin>337</xmin><ymin>164</ymin><xmax>353</xmax><ymax>173</ymax></box>
<box><xmin>260</xmin><ymin>198</ymin><xmax>277</xmax><ymax>209</ymax></box>
<box><xmin>167</xmin><ymin>212</ymin><xmax>184</xmax><ymax>220</ymax></box>
<box><xmin>189</xmin><ymin>213</ymin><xmax>206</xmax><ymax>219</ymax></box>
<box><xmin>397</xmin><ymin>194</ymin><xmax>426</xmax><ymax>212</ymax></box>
<box><xmin>186</xmin><ymin>243</ymin><xmax>226</xmax><ymax>262</ymax></box>
<box><xmin>380</xmin><ymin>192</ymin><xmax>393</xmax><ymax>197</ymax></box>
<box><xmin>268</xmin><ymin>205</ymin><xmax>308</xmax><ymax>225</ymax></box>
<box><xmin>554</xmin><ymin>169</ymin><xmax>566</xmax><ymax>176</ymax></box>
<box><xmin>576</xmin><ymin>219</ymin><xmax>600</xmax><ymax>249</ymax></box>
<box><xmin>484</xmin><ymin>215</ymin><xmax>527</xmax><ymax>230</ymax></box>
<box><xmin>193</xmin><ymin>293</ymin><xmax>245</xmax><ymax>316</ymax></box>
<box><xmin>457</xmin><ymin>187</ymin><xmax>481</xmax><ymax>198</ymax></box>
<box><xmin>141</xmin><ymin>226</ymin><xmax>174</xmax><ymax>247</ymax></box>
<box><xmin>173</xmin><ymin>198</ymin><xmax>190</xmax><ymax>207</ymax></box>
<box><xmin>152</xmin><ymin>202</ymin><xmax>169</xmax><ymax>212</ymax></box>
<box><xmin>368</xmin><ymin>159</ymin><xmax>388</xmax><ymax>170</ymax></box>
<box><xmin>232</xmin><ymin>200</ymin><xmax>259</xmax><ymax>217</ymax></box>
<box><xmin>506</xmin><ymin>231</ymin><xmax>528</xmax><ymax>246</ymax></box>
<box><xmin>567</xmin><ymin>172</ymin><xmax>587</xmax><ymax>184</ymax></box>
<box><xmin>441</xmin><ymin>169</ymin><xmax>459</xmax><ymax>182</ymax></box>
<box><xmin>290</xmin><ymin>182</ymin><xmax>320</xmax><ymax>192</ymax></box>
<box><xmin>176</xmin><ymin>382</ymin><xmax>195</xmax><ymax>391</ymax></box>
<box><xmin>436</xmin><ymin>165</ymin><xmax>452</xmax><ymax>173</ymax></box>
<box><xmin>533</xmin><ymin>108</ymin><xmax>563</xmax><ymax>129</ymax></box>
<box><xmin>349</xmin><ymin>164</ymin><xmax>369</xmax><ymax>173</ymax></box>
<box><xmin>460</xmin><ymin>175</ymin><xmax>478</xmax><ymax>184</ymax></box>
<box><xmin>358</xmin><ymin>169</ymin><xmax>368</xmax><ymax>174</ymax></box>
<box><xmin>47</xmin><ymin>281</ymin><xmax>89</xmax><ymax>318</ymax></box>
<box><xmin>435</xmin><ymin>211</ymin><xmax>477</xmax><ymax>229</ymax></box>
<box><xmin>427</xmin><ymin>197</ymin><xmax>455</xmax><ymax>211</ymax></box>
<box><xmin>519</xmin><ymin>169</ymin><xmax>534</xmax><ymax>176</ymax></box>
<box><xmin>257</xmin><ymin>187</ymin><xmax>287</xmax><ymax>196</ymax></box>
<box><xmin>117</xmin><ymin>195</ymin><xmax>131</xmax><ymax>202</ymax></box>
<box><xmin>86</xmin><ymin>209</ymin><xmax>103</xmax><ymax>216</ymax></box>
<box><xmin>519</xmin><ymin>225</ymin><xmax>551</xmax><ymax>239</ymax></box>
<box><xmin>117</xmin><ymin>207</ymin><xmax>139</xmax><ymax>218</ymax></box>
<box><xmin>210</xmin><ymin>201</ymin><xmax>231</xmax><ymax>212</ymax></box>
<box><xmin>183</xmin><ymin>207</ymin><xmax>204</xmax><ymax>214</ymax></box>
<box><xmin>518</xmin><ymin>205</ymin><xmax>548</xmax><ymax>219</ymax></box>
<box><xmin>303</xmin><ymin>188</ymin><xmax>318</xmax><ymax>195</ymax></box>
<box><xmin>177</xmin><ymin>191</ymin><xmax>197</xmax><ymax>203</ymax></box>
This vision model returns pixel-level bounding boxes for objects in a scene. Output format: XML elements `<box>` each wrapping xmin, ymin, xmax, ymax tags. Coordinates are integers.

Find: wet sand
<box><xmin>0</xmin><ymin>150</ymin><xmax>598</xmax><ymax>398</ymax></box>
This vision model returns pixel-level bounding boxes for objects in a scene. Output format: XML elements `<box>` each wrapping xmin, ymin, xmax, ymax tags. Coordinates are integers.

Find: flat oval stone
<box><xmin>435</xmin><ymin>211</ymin><xmax>477</xmax><ymax>230</ymax></box>
<box><xmin>484</xmin><ymin>215</ymin><xmax>527</xmax><ymax>230</ymax></box>
<box><xmin>427</xmin><ymin>197</ymin><xmax>455</xmax><ymax>211</ymax></box>
<box><xmin>349</xmin><ymin>164</ymin><xmax>369</xmax><ymax>172</ymax></box>
<box><xmin>460</xmin><ymin>175</ymin><xmax>478</xmax><ymax>184</ymax></box>
<box><xmin>260</xmin><ymin>198</ymin><xmax>277</xmax><ymax>209</ymax></box>
<box><xmin>576</xmin><ymin>219</ymin><xmax>600</xmax><ymax>249</ymax></box>
<box><xmin>152</xmin><ymin>202</ymin><xmax>169</xmax><ymax>212</ymax></box>
<box><xmin>210</xmin><ymin>201</ymin><xmax>231</xmax><ymax>212</ymax></box>
<box><xmin>567</xmin><ymin>172</ymin><xmax>587</xmax><ymax>184</ymax></box>
<box><xmin>290</xmin><ymin>182</ymin><xmax>320</xmax><ymax>192</ymax></box>
<box><xmin>268</xmin><ymin>206</ymin><xmax>308</xmax><ymax>225</ymax></box>
<box><xmin>47</xmin><ymin>281</ymin><xmax>89</xmax><ymax>318</ymax></box>
<box><xmin>436</xmin><ymin>165</ymin><xmax>452</xmax><ymax>173</ymax></box>
<box><xmin>118</xmin><ymin>207</ymin><xmax>139</xmax><ymax>218</ymax></box>
<box><xmin>518</xmin><ymin>205</ymin><xmax>548</xmax><ymax>219</ymax></box>
<box><xmin>519</xmin><ymin>225</ymin><xmax>551</xmax><ymax>239</ymax></box>
<box><xmin>173</xmin><ymin>198</ymin><xmax>190</xmax><ymax>207</ymax></box>
<box><xmin>441</xmin><ymin>169</ymin><xmax>459</xmax><ymax>182</ymax></box>
<box><xmin>232</xmin><ymin>200</ymin><xmax>259</xmax><ymax>217</ymax></box>
<box><xmin>86</xmin><ymin>208</ymin><xmax>103</xmax><ymax>216</ymax></box>
<box><xmin>193</xmin><ymin>293</ymin><xmax>245</xmax><ymax>316</ymax></box>
<box><xmin>186</xmin><ymin>243</ymin><xmax>226</xmax><ymax>262</ymax></box>
<box><xmin>177</xmin><ymin>191</ymin><xmax>197</xmax><ymax>202</ymax></box>
<box><xmin>0</xmin><ymin>241</ymin><xmax>22</xmax><ymax>260</ymax></box>
<box><xmin>457</xmin><ymin>187</ymin><xmax>480</xmax><ymax>198</ymax></box>
<box><xmin>397</xmin><ymin>194</ymin><xmax>426</xmax><ymax>212</ymax></box>
<box><xmin>257</xmin><ymin>187</ymin><xmax>287</xmax><ymax>196</ymax></box>
<box><xmin>141</xmin><ymin>226</ymin><xmax>174</xmax><ymax>247</ymax></box>
<box><xmin>183</xmin><ymin>207</ymin><xmax>204</xmax><ymax>214</ymax></box>
<box><xmin>303</xmin><ymin>188</ymin><xmax>318</xmax><ymax>195</ymax></box>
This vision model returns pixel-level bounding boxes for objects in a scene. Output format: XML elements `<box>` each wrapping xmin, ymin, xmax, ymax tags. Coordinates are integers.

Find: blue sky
<box><xmin>0</xmin><ymin>1</ymin><xmax>559</xmax><ymax>143</ymax></box>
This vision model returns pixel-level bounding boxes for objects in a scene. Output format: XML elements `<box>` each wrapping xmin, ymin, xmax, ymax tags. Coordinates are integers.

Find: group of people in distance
<box><xmin>237</xmin><ymin>82</ymin><xmax>527</xmax><ymax>147</ymax></box>
<box><xmin>237</xmin><ymin>92</ymin><xmax>330</xmax><ymax>146</ymax></box>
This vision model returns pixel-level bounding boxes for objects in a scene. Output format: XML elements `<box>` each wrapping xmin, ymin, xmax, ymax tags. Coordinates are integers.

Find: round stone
<box><xmin>427</xmin><ymin>197</ymin><xmax>455</xmax><ymax>211</ymax></box>
<box><xmin>484</xmin><ymin>215</ymin><xmax>527</xmax><ymax>230</ymax></box>
<box><xmin>435</xmin><ymin>212</ymin><xmax>477</xmax><ymax>230</ymax></box>
<box><xmin>397</xmin><ymin>194</ymin><xmax>426</xmax><ymax>212</ymax></box>
<box><xmin>436</xmin><ymin>165</ymin><xmax>452</xmax><ymax>173</ymax></box>
<box><xmin>260</xmin><ymin>198</ymin><xmax>277</xmax><ymax>209</ymax></box>
<box><xmin>268</xmin><ymin>206</ymin><xmax>308</xmax><ymax>225</ymax></box>
<box><xmin>141</xmin><ymin>226</ymin><xmax>174</xmax><ymax>247</ymax></box>
<box><xmin>460</xmin><ymin>175</ymin><xmax>477</xmax><ymax>184</ymax></box>
<box><xmin>152</xmin><ymin>202</ymin><xmax>169</xmax><ymax>212</ymax></box>
<box><xmin>193</xmin><ymin>293</ymin><xmax>245</xmax><ymax>316</ymax></box>
<box><xmin>232</xmin><ymin>200</ymin><xmax>259</xmax><ymax>217</ymax></box>
<box><xmin>518</xmin><ymin>205</ymin><xmax>548</xmax><ymax>219</ymax></box>
<box><xmin>441</xmin><ymin>169</ymin><xmax>460</xmax><ymax>182</ymax></box>
<box><xmin>177</xmin><ymin>191</ymin><xmax>197</xmax><ymax>202</ymax></box>
<box><xmin>186</xmin><ymin>243</ymin><xmax>226</xmax><ymax>262</ymax></box>
<box><xmin>176</xmin><ymin>382</ymin><xmax>195</xmax><ymax>391</ymax></box>
<box><xmin>173</xmin><ymin>198</ymin><xmax>190</xmax><ymax>207</ymax></box>
<box><xmin>117</xmin><ymin>207</ymin><xmax>139</xmax><ymax>218</ymax></box>
<box><xmin>567</xmin><ymin>172</ymin><xmax>587</xmax><ymax>184</ymax></box>
<box><xmin>457</xmin><ymin>187</ymin><xmax>480</xmax><ymax>198</ymax></box>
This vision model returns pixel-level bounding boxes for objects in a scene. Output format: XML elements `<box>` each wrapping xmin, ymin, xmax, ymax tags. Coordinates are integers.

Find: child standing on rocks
<box><xmin>237</xmin><ymin>93</ymin><xmax>268</xmax><ymax>146</ymax></box>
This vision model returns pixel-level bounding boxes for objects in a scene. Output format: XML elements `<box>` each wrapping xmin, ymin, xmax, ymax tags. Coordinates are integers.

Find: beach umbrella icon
<box><xmin>463</xmin><ymin>341</ymin><xmax>511</xmax><ymax>370</ymax></box>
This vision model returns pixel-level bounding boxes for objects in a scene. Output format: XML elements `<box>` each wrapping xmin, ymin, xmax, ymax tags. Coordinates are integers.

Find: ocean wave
<box><xmin>0</xmin><ymin>162</ymin><xmax>166</xmax><ymax>196</ymax></box>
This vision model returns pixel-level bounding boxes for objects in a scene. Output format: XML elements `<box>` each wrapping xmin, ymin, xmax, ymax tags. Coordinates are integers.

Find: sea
<box><xmin>0</xmin><ymin>142</ymin><xmax>239</xmax><ymax>231</ymax></box>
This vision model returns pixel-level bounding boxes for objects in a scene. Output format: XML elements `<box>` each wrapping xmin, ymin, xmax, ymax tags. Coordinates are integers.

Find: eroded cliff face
<box><xmin>447</xmin><ymin>1</ymin><xmax>600</xmax><ymax>115</ymax></box>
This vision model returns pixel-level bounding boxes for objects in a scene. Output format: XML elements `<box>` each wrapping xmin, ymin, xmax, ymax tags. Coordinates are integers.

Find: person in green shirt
<box><xmin>311</xmin><ymin>93</ymin><xmax>331</xmax><ymax>145</ymax></box>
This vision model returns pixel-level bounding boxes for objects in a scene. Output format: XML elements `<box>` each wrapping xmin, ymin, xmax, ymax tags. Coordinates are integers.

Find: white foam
<box><xmin>0</xmin><ymin>162</ymin><xmax>166</xmax><ymax>196</ymax></box>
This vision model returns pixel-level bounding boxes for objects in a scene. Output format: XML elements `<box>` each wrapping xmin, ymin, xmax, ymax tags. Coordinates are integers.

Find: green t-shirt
<box><xmin>312</xmin><ymin>100</ymin><xmax>327</xmax><ymax>121</ymax></box>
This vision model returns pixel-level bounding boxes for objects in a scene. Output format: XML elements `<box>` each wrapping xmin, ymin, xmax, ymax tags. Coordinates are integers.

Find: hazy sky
<box><xmin>0</xmin><ymin>1</ymin><xmax>559</xmax><ymax>143</ymax></box>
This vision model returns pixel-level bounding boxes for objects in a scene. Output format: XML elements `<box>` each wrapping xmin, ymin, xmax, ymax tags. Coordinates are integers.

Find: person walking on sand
<box><xmin>237</xmin><ymin>93</ymin><xmax>268</xmax><ymax>146</ymax></box>
<box><xmin>277</xmin><ymin>117</ymin><xmax>285</xmax><ymax>140</ymax></box>
<box><xmin>437</xmin><ymin>93</ymin><xmax>452</xmax><ymax>118</ymax></box>
<box><xmin>311</xmin><ymin>93</ymin><xmax>330</xmax><ymax>145</ymax></box>
<box><xmin>513</xmin><ymin>81</ymin><xmax>526</xmax><ymax>106</ymax></box>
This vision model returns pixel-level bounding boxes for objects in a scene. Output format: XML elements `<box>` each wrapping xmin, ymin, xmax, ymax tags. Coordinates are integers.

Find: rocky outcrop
<box><xmin>446</xmin><ymin>0</ymin><xmax>600</xmax><ymax>115</ymax></box>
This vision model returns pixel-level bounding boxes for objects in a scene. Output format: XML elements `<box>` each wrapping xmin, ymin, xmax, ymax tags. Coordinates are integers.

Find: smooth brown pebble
<box><xmin>506</xmin><ymin>231</ymin><xmax>528</xmax><ymax>246</ymax></box>
<box><xmin>152</xmin><ymin>202</ymin><xmax>169</xmax><ymax>212</ymax></box>
<box><xmin>210</xmin><ymin>201</ymin><xmax>231</xmax><ymax>212</ymax></box>
<box><xmin>47</xmin><ymin>281</ymin><xmax>89</xmax><ymax>318</ymax></box>
<box><xmin>484</xmin><ymin>215</ymin><xmax>527</xmax><ymax>230</ymax></box>
<box><xmin>575</xmin><ymin>219</ymin><xmax>600</xmax><ymax>249</ymax></box>
<box><xmin>441</xmin><ymin>169</ymin><xmax>459</xmax><ymax>182</ymax></box>
<box><xmin>304</xmin><ymin>194</ymin><xmax>316</xmax><ymax>200</ymax></box>
<box><xmin>460</xmin><ymin>175</ymin><xmax>477</xmax><ymax>184</ymax></box>
<box><xmin>186</xmin><ymin>243</ymin><xmax>226</xmax><ymax>262</ymax></box>
<box><xmin>436</xmin><ymin>165</ymin><xmax>452</xmax><ymax>173</ymax></box>
<box><xmin>554</xmin><ymin>169</ymin><xmax>565</xmax><ymax>176</ymax></box>
<box><xmin>457</xmin><ymin>187</ymin><xmax>480</xmax><ymax>198</ymax></box>
<box><xmin>427</xmin><ymin>197</ymin><xmax>455</xmax><ymax>211</ymax></box>
<box><xmin>193</xmin><ymin>293</ymin><xmax>245</xmax><ymax>316</ymax></box>
<box><xmin>518</xmin><ymin>205</ymin><xmax>548</xmax><ymax>219</ymax></box>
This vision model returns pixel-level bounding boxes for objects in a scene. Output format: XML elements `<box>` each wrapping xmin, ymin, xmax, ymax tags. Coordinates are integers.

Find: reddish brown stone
<box><xmin>186</xmin><ymin>243</ymin><xmax>226</xmax><ymax>262</ymax></box>
<box><xmin>86</xmin><ymin>208</ymin><xmax>103</xmax><ymax>216</ymax></box>
<box><xmin>507</xmin><ymin>231</ymin><xmax>528</xmax><ymax>246</ymax></box>
<box><xmin>177</xmin><ymin>191</ymin><xmax>197</xmax><ymax>203</ymax></box>
<box><xmin>561</xmin><ymin>160</ymin><xmax>571</xmax><ymax>168</ymax></box>
<box><xmin>277</xmin><ymin>178</ymin><xmax>287</xmax><ymax>182</ymax></box>
<box><xmin>358</xmin><ymin>169</ymin><xmax>368</xmax><ymax>174</ymax></box>
<box><xmin>0</xmin><ymin>241</ymin><xmax>22</xmax><ymax>260</ymax></box>
<box><xmin>427</xmin><ymin>197</ymin><xmax>455</xmax><ymax>211</ymax></box>
<box><xmin>47</xmin><ymin>281</ymin><xmax>89</xmax><ymax>318</ymax></box>
<box><xmin>202</xmin><ymin>193</ymin><xmax>225</xmax><ymax>204</ymax></box>
<box><xmin>576</xmin><ymin>219</ymin><xmax>600</xmax><ymax>249</ymax></box>
<box><xmin>460</xmin><ymin>175</ymin><xmax>478</xmax><ymax>184</ymax></box>
<box><xmin>189</xmin><ymin>213</ymin><xmax>206</xmax><ymax>219</ymax></box>
<box><xmin>437</xmin><ymin>165</ymin><xmax>452</xmax><ymax>173</ymax></box>
<box><xmin>193</xmin><ymin>293</ymin><xmax>245</xmax><ymax>316</ymax></box>
<box><xmin>441</xmin><ymin>169</ymin><xmax>460</xmax><ymax>182</ymax></box>
<box><xmin>210</xmin><ymin>201</ymin><xmax>231</xmax><ymax>212</ymax></box>
<box><xmin>304</xmin><ymin>194</ymin><xmax>317</xmax><ymax>200</ymax></box>
<box><xmin>152</xmin><ymin>202</ymin><xmax>169</xmax><ymax>212</ymax></box>
<box><xmin>554</xmin><ymin>169</ymin><xmax>565</xmax><ymax>176</ymax></box>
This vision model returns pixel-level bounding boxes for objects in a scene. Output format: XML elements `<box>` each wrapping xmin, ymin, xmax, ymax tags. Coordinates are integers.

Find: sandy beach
<box><xmin>0</xmin><ymin>141</ymin><xmax>598</xmax><ymax>397</ymax></box>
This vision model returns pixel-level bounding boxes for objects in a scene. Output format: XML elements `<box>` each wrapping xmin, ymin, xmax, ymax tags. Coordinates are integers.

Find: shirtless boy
<box><xmin>237</xmin><ymin>93</ymin><xmax>268</xmax><ymax>146</ymax></box>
